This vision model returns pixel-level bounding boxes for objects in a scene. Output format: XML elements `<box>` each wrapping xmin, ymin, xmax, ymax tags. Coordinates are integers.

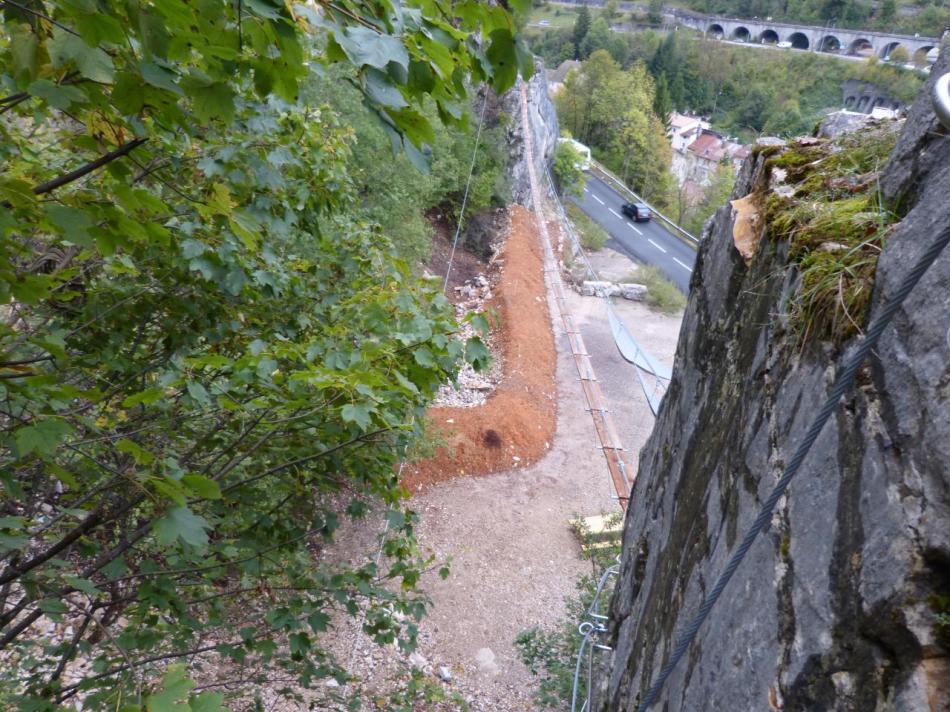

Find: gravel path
<box><xmin>333</xmin><ymin>245</ymin><xmax>683</xmax><ymax>710</ymax></box>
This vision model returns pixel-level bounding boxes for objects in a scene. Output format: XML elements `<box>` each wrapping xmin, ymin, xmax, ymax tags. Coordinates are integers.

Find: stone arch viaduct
<box><xmin>674</xmin><ymin>11</ymin><xmax>941</xmax><ymax>61</ymax></box>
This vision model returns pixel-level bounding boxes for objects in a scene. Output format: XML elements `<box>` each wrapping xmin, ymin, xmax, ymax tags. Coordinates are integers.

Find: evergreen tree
<box><xmin>654</xmin><ymin>74</ymin><xmax>674</xmax><ymax>127</ymax></box>
<box><xmin>580</xmin><ymin>17</ymin><xmax>613</xmax><ymax>58</ymax></box>
<box><xmin>573</xmin><ymin>5</ymin><xmax>592</xmax><ymax>59</ymax></box>
<box><xmin>650</xmin><ymin>31</ymin><xmax>677</xmax><ymax>76</ymax></box>
<box><xmin>669</xmin><ymin>70</ymin><xmax>686</xmax><ymax>110</ymax></box>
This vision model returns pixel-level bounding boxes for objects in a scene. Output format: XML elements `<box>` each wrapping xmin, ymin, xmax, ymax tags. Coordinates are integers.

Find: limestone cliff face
<box><xmin>506</xmin><ymin>62</ymin><xmax>559</xmax><ymax>206</ymax></box>
<box><xmin>603</xmin><ymin>50</ymin><xmax>950</xmax><ymax>711</ymax></box>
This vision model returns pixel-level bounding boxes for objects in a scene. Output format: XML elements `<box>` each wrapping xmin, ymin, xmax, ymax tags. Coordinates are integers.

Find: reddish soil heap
<box><xmin>403</xmin><ymin>205</ymin><xmax>557</xmax><ymax>489</ymax></box>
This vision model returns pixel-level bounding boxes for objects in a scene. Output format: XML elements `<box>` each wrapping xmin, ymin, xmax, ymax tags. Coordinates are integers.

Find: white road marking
<box><xmin>673</xmin><ymin>257</ymin><xmax>693</xmax><ymax>272</ymax></box>
<box><xmin>608</xmin><ymin>208</ymin><xmax>622</xmax><ymax>219</ymax></box>
<box><xmin>627</xmin><ymin>222</ymin><xmax>642</xmax><ymax>235</ymax></box>
<box><xmin>592</xmin><ymin>194</ymin><xmax>605</xmax><ymax>205</ymax></box>
<box><xmin>647</xmin><ymin>239</ymin><xmax>667</xmax><ymax>253</ymax></box>
<box><xmin>583</xmin><ymin>187</ymin><xmax>589</xmax><ymax>193</ymax></box>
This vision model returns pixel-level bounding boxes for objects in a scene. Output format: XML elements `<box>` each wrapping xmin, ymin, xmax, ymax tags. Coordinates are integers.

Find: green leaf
<box><xmin>183</xmin><ymin>79</ymin><xmax>236</xmax><ymax>123</ymax></box>
<box><xmin>0</xmin><ymin>533</ymin><xmax>30</xmax><ymax>554</ymax></box>
<box><xmin>112</xmin><ymin>71</ymin><xmax>146</xmax><ymax>114</ymax></box>
<box><xmin>333</xmin><ymin>26</ymin><xmax>409</xmax><ymax>71</ymax></box>
<box><xmin>466</xmin><ymin>311</ymin><xmax>491</xmax><ymax>337</ymax></box>
<box><xmin>189</xmin><ymin>692</ymin><xmax>225</xmax><ymax>712</ymax></box>
<box><xmin>0</xmin><ymin>177</ymin><xmax>36</xmax><ymax>207</ymax></box>
<box><xmin>289</xmin><ymin>631</ymin><xmax>310</xmax><ymax>656</ymax></box>
<box><xmin>27</xmin><ymin>79</ymin><xmax>86</xmax><ymax>110</ymax></box>
<box><xmin>363</xmin><ymin>68</ymin><xmax>407</xmax><ymax>109</ymax></box>
<box><xmin>122</xmin><ymin>387</ymin><xmax>166</xmax><ymax>408</ymax></box>
<box><xmin>46</xmin><ymin>462</ymin><xmax>79</xmax><ymax>489</ymax></box>
<box><xmin>307</xmin><ymin>611</ymin><xmax>330</xmax><ymax>632</ymax></box>
<box><xmin>515</xmin><ymin>37</ymin><xmax>534</xmax><ymax>82</ymax></box>
<box><xmin>47</xmin><ymin>27</ymin><xmax>116</xmax><ymax>83</ymax></box>
<box><xmin>44</xmin><ymin>205</ymin><xmax>94</xmax><ymax>245</ymax></box>
<box><xmin>186</xmin><ymin>381</ymin><xmax>211</xmax><ymax>407</ymax></box>
<box><xmin>139</xmin><ymin>61</ymin><xmax>184</xmax><ymax>96</ymax></box>
<box><xmin>465</xmin><ymin>337</ymin><xmax>491</xmax><ymax>371</ymax></box>
<box><xmin>65</xmin><ymin>575</ymin><xmax>101</xmax><ymax>596</ymax></box>
<box><xmin>0</xmin><ymin>516</ymin><xmax>27</xmax><ymax>529</ymax></box>
<box><xmin>402</xmin><ymin>137</ymin><xmax>430</xmax><ymax>173</ymax></box>
<box><xmin>14</xmin><ymin>418</ymin><xmax>73</xmax><ymax>458</ymax></box>
<box><xmin>39</xmin><ymin>599</ymin><xmax>69</xmax><ymax>615</ymax></box>
<box><xmin>486</xmin><ymin>29</ymin><xmax>517</xmax><ymax>92</ymax></box>
<box><xmin>154</xmin><ymin>506</ymin><xmax>211</xmax><ymax>549</ymax></box>
<box><xmin>413</xmin><ymin>347</ymin><xmax>435</xmax><ymax>368</ymax></box>
<box><xmin>180</xmin><ymin>239</ymin><xmax>208</xmax><ymax>259</ymax></box>
<box><xmin>152</xmin><ymin>477</ymin><xmax>188</xmax><ymax>506</ymax></box>
<box><xmin>146</xmin><ymin>665</ymin><xmax>194</xmax><ymax>712</ymax></box>
<box><xmin>384</xmin><ymin>509</ymin><xmax>406</xmax><ymax>529</ymax></box>
<box><xmin>340</xmin><ymin>402</ymin><xmax>373</xmax><ymax>430</ymax></box>
<box><xmin>182</xmin><ymin>474</ymin><xmax>221</xmax><ymax>500</ymax></box>
<box><xmin>11</xmin><ymin>274</ymin><xmax>53</xmax><ymax>304</ymax></box>
<box><xmin>116</xmin><ymin>438</ymin><xmax>155</xmax><ymax>465</ymax></box>
<box><xmin>10</xmin><ymin>23</ymin><xmax>39</xmax><ymax>83</ymax></box>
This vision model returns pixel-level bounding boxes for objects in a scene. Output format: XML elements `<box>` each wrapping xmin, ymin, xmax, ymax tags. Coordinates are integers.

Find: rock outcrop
<box><xmin>505</xmin><ymin>61</ymin><xmax>559</xmax><ymax>206</ymax></box>
<box><xmin>603</xmin><ymin>49</ymin><xmax>950</xmax><ymax>711</ymax></box>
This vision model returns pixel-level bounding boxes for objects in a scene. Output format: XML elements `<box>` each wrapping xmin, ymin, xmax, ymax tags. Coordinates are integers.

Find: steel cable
<box><xmin>637</xmin><ymin>221</ymin><xmax>950</xmax><ymax>710</ymax></box>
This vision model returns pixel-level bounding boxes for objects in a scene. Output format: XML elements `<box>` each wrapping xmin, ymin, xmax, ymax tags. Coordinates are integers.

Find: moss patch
<box><xmin>762</xmin><ymin>124</ymin><xmax>899</xmax><ymax>344</ymax></box>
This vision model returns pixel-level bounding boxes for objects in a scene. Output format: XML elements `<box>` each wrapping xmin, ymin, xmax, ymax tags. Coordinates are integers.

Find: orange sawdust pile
<box><xmin>403</xmin><ymin>205</ymin><xmax>557</xmax><ymax>490</ymax></box>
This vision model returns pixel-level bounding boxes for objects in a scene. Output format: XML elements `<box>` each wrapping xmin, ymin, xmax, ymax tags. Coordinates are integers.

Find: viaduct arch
<box><xmin>673</xmin><ymin>12</ymin><xmax>939</xmax><ymax>62</ymax></box>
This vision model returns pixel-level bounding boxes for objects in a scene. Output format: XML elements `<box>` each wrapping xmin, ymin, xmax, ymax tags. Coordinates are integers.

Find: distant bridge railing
<box><xmin>670</xmin><ymin>7</ymin><xmax>941</xmax><ymax>43</ymax></box>
<box><xmin>587</xmin><ymin>160</ymin><xmax>700</xmax><ymax>247</ymax></box>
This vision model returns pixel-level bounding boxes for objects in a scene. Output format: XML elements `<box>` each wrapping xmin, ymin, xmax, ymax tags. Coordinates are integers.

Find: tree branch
<box><xmin>32</xmin><ymin>139</ymin><xmax>148</xmax><ymax>196</ymax></box>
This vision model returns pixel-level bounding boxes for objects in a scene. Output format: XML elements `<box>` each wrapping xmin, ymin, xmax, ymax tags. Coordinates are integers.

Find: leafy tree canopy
<box><xmin>556</xmin><ymin>50</ymin><xmax>673</xmax><ymax>206</ymax></box>
<box><xmin>0</xmin><ymin>0</ymin><xmax>531</xmax><ymax>709</ymax></box>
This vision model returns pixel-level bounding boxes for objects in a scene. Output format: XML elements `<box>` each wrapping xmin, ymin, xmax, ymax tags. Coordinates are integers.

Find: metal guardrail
<box><xmin>586</xmin><ymin>161</ymin><xmax>700</xmax><ymax>247</ymax></box>
<box><xmin>935</xmin><ymin>73</ymin><xmax>950</xmax><ymax>130</ymax></box>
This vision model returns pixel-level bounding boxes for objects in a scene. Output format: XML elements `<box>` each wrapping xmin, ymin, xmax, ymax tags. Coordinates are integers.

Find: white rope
<box><xmin>443</xmin><ymin>93</ymin><xmax>490</xmax><ymax>292</ymax></box>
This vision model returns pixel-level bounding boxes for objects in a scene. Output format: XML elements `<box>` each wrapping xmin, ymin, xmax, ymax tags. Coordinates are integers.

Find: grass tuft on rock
<box><xmin>566</xmin><ymin>203</ymin><xmax>608</xmax><ymax>251</ymax></box>
<box><xmin>763</xmin><ymin>124</ymin><xmax>899</xmax><ymax>344</ymax></box>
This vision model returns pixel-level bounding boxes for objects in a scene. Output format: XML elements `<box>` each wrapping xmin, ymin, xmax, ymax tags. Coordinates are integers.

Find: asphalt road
<box><xmin>571</xmin><ymin>173</ymin><xmax>697</xmax><ymax>293</ymax></box>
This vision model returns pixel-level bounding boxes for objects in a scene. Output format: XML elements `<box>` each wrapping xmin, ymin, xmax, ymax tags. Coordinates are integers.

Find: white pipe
<box><xmin>934</xmin><ymin>73</ymin><xmax>950</xmax><ymax>131</ymax></box>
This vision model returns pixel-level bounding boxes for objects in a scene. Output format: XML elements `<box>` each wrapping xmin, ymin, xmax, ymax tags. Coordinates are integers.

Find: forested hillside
<box><xmin>555</xmin><ymin>50</ymin><xmax>674</xmax><ymax>206</ymax></box>
<box><xmin>532</xmin><ymin>16</ymin><xmax>923</xmax><ymax>140</ymax></box>
<box><xmin>0</xmin><ymin>1</ymin><xmax>532</xmax><ymax>709</ymax></box>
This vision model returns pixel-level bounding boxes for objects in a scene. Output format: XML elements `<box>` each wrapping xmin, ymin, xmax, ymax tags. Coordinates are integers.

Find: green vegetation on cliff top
<box><xmin>761</xmin><ymin>124</ymin><xmax>900</xmax><ymax>343</ymax></box>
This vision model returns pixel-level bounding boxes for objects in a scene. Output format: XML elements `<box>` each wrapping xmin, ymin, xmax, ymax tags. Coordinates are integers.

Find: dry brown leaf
<box><xmin>731</xmin><ymin>193</ymin><xmax>762</xmax><ymax>264</ymax></box>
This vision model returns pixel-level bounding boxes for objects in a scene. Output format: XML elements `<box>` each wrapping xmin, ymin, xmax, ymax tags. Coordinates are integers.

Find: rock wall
<box><xmin>602</xmin><ymin>50</ymin><xmax>950</xmax><ymax>710</ymax></box>
<box><xmin>505</xmin><ymin>61</ymin><xmax>559</xmax><ymax>206</ymax></box>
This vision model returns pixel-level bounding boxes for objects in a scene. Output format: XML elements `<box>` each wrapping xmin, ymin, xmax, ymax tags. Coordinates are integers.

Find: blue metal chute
<box><xmin>606</xmin><ymin>304</ymin><xmax>672</xmax><ymax>381</ymax></box>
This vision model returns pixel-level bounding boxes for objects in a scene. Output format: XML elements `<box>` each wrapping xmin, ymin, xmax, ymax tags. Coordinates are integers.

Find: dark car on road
<box><xmin>621</xmin><ymin>202</ymin><xmax>652</xmax><ymax>222</ymax></box>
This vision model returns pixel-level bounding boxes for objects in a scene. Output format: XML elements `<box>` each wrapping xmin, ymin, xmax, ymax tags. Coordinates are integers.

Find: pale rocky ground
<box><xmin>329</xmin><ymin>246</ymin><xmax>683</xmax><ymax>710</ymax></box>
